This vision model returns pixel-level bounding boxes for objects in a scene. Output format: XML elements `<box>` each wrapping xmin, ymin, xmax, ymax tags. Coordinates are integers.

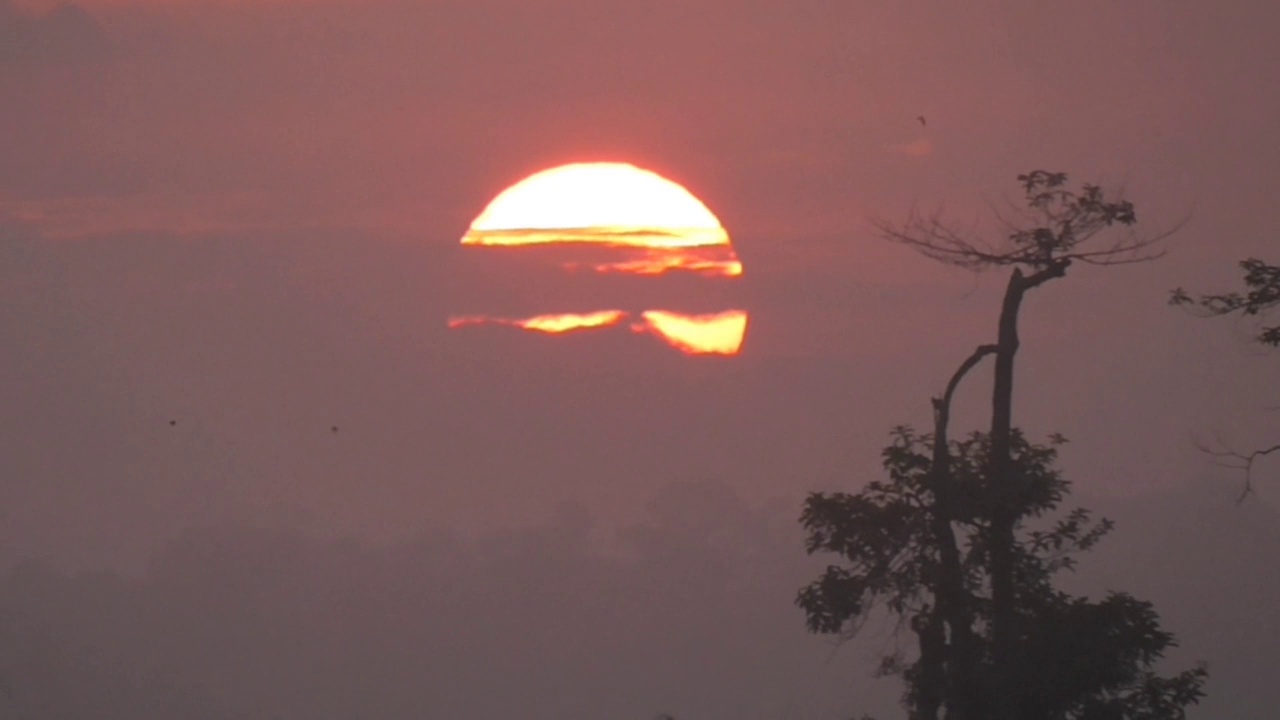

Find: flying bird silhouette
<box><xmin>168</xmin><ymin>420</ymin><xmax>177</xmax><ymax>427</ymax></box>
<box><xmin>917</xmin><ymin>115</ymin><xmax>927</xmax><ymax>127</ymax></box>
<box><xmin>331</xmin><ymin>425</ymin><xmax>339</xmax><ymax>434</ymax></box>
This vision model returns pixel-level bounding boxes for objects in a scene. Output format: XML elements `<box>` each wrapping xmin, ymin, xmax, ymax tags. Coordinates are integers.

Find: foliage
<box><xmin>797</xmin><ymin>428</ymin><xmax>1207</xmax><ymax>720</ymax></box>
<box><xmin>1170</xmin><ymin>258</ymin><xmax>1280</xmax><ymax>347</ymax></box>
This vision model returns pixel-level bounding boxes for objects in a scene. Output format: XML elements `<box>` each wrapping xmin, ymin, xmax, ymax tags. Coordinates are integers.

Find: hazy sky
<box><xmin>2</xmin><ymin>1</ymin><xmax>1279</xmax><ymax>718</ymax></box>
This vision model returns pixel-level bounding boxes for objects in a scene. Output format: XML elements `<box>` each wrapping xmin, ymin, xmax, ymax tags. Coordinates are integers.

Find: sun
<box><xmin>448</xmin><ymin>160</ymin><xmax>749</xmax><ymax>356</ymax></box>
<box><xmin>635</xmin><ymin>310</ymin><xmax>748</xmax><ymax>355</ymax></box>
<box><xmin>461</xmin><ymin>162</ymin><xmax>730</xmax><ymax>249</ymax></box>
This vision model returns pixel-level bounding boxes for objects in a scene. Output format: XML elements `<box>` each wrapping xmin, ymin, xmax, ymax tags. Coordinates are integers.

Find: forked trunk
<box><xmin>922</xmin><ymin>345</ymin><xmax>995</xmax><ymax>720</ymax></box>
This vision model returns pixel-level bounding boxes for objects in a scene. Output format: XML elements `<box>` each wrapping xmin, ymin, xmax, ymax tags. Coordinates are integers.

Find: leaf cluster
<box><xmin>1011</xmin><ymin>591</ymin><xmax>1207</xmax><ymax>720</ymax></box>
<box><xmin>798</xmin><ymin>428</ymin><xmax>1097</xmax><ymax>632</ymax></box>
<box><xmin>797</xmin><ymin>428</ymin><xmax>1206</xmax><ymax>719</ymax></box>
<box><xmin>1170</xmin><ymin>257</ymin><xmax>1280</xmax><ymax>347</ymax></box>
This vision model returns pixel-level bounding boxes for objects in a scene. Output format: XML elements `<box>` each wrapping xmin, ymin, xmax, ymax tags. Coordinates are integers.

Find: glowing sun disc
<box><xmin>447</xmin><ymin>309</ymin><xmax>748</xmax><ymax>355</ymax></box>
<box><xmin>462</xmin><ymin>162</ymin><xmax>730</xmax><ymax>249</ymax></box>
<box><xmin>636</xmin><ymin>310</ymin><xmax>748</xmax><ymax>355</ymax></box>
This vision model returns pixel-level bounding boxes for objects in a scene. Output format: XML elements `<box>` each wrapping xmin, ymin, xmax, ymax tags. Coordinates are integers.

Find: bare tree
<box><xmin>873</xmin><ymin>170</ymin><xmax>1168</xmax><ymax>720</ymax></box>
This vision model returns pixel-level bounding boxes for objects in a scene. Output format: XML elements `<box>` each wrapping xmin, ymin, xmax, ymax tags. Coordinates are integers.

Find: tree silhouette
<box><xmin>1171</xmin><ymin>258</ymin><xmax>1280</xmax><ymax>498</ymax></box>
<box><xmin>798</xmin><ymin>171</ymin><xmax>1203</xmax><ymax>719</ymax></box>
<box><xmin>798</xmin><ymin>426</ymin><xmax>1207</xmax><ymax>720</ymax></box>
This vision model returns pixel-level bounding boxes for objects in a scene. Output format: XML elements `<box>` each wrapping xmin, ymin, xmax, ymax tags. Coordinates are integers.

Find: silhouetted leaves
<box><xmin>1171</xmin><ymin>257</ymin><xmax>1280</xmax><ymax>347</ymax></box>
<box><xmin>798</xmin><ymin>428</ymin><xmax>1206</xmax><ymax>719</ymax></box>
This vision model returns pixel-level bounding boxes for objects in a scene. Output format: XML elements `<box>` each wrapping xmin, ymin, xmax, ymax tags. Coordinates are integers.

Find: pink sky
<box><xmin>4</xmin><ymin>0</ymin><xmax>1276</xmax><ymax>553</ymax></box>
<box><xmin>2</xmin><ymin>2</ymin><xmax>1278</xmax><ymax>714</ymax></box>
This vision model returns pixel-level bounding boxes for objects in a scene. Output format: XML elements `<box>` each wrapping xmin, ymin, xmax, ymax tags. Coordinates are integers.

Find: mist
<box><xmin>3</xmin><ymin>0</ymin><xmax>1280</xmax><ymax>717</ymax></box>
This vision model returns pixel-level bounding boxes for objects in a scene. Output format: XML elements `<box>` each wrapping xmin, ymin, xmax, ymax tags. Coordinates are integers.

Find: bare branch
<box><xmin>1192</xmin><ymin>434</ymin><xmax>1280</xmax><ymax>502</ymax></box>
<box><xmin>874</xmin><ymin>171</ymin><xmax>1172</xmax><ymax>275</ymax></box>
<box><xmin>934</xmin><ymin>344</ymin><xmax>1000</xmax><ymax>423</ymax></box>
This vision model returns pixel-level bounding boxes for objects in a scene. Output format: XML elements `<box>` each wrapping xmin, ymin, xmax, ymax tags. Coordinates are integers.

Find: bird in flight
<box><xmin>169</xmin><ymin>420</ymin><xmax>177</xmax><ymax>427</ymax></box>
<box><xmin>331</xmin><ymin>425</ymin><xmax>339</xmax><ymax>434</ymax></box>
<box><xmin>917</xmin><ymin>115</ymin><xmax>927</xmax><ymax>127</ymax></box>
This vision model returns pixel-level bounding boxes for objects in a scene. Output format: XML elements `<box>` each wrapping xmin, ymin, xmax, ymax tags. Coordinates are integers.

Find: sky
<box><xmin>2</xmin><ymin>1</ymin><xmax>1279</xmax><ymax>718</ymax></box>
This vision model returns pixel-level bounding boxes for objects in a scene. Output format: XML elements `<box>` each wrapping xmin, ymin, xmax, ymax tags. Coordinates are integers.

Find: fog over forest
<box><xmin>2</xmin><ymin>480</ymin><xmax>1277</xmax><ymax>719</ymax></box>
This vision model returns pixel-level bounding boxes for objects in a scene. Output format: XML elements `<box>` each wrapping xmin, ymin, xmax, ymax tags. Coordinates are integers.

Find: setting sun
<box><xmin>448</xmin><ymin>310</ymin><xmax>628</xmax><ymax>334</ymax></box>
<box><xmin>449</xmin><ymin>161</ymin><xmax>748</xmax><ymax>355</ymax></box>
<box><xmin>446</xmin><ymin>309</ymin><xmax>748</xmax><ymax>355</ymax></box>
<box><xmin>462</xmin><ymin>162</ymin><xmax>731</xmax><ymax>250</ymax></box>
<box><xmin>459</xmin><ymin>162</ymin><xmax>741</xmax><ymax>278</ymax></box>
<box><xmin>635</xmin><ymin>310</ymin><xmax>748</xmax><ymax>355</ymax></box>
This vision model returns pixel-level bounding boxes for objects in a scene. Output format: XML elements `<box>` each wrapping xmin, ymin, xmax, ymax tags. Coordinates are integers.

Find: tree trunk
<box><xmin>988</xmin><ymin>262</ymin><xmax>1068</xmax><ymax>720</ymax></box>
<box><xmin>912</xmin><ymin>606</ymin><xmax>947</xmax><ymax>720</ymax></box>
<box><xmin>988</xmin><ymin>269</ymin><xmax>1024</xmax><ymax>720</ymax></box>
<box><xmin>927</xmin><ymin>345</ymin><xmax>995</xmax><ymax>720</ymax></box>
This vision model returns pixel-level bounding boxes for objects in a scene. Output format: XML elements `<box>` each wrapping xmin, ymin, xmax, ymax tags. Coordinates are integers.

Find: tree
<box><xmin>1170</xmin><ymin>259</ymin><xmax>1280</xmax><ymax>498</ymax></box>
<box><xmin>797</xmin><ymin>171</ymin><xmax>1203</xmax><ymax>719</ymax></box>
<box><xmin>882</xmin><ymin>171</ymin><xmax>1170</xmax><ymax>720</ymax></box>
<box><xmin>798</xmin><ymin>425</ymin><xmax>1207</xmax><ymax>720</ymax></box>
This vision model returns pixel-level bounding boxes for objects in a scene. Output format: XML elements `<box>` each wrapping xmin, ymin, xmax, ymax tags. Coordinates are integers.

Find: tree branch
<box><xmin>1193</xmin><ymin>436</ymin><xmax>1280</xmax><ymax>502</ymax></box>
<box><xmin>934</xmin><ymin>344</ymin><xmax>1000</xmax><ymax>424</ymax></box>
<box><xmin>872</xmin><ymin>172</ymin><xmax>1169</xmax><ymax>276</ymax></box>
